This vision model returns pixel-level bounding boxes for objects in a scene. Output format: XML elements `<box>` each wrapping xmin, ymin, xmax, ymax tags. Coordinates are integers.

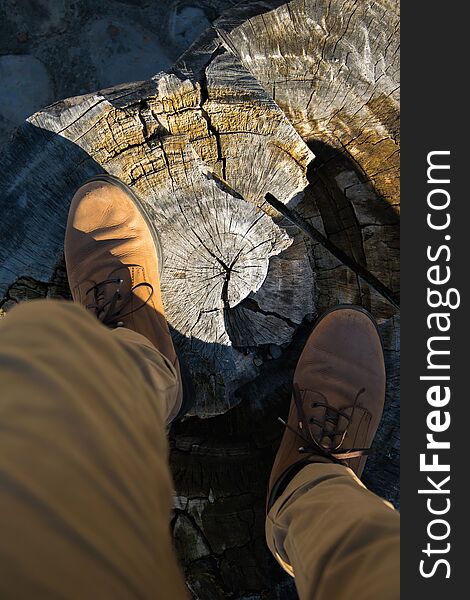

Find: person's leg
<box><xmin>266</xmin><ymin>306</ymin><xmax>399</xmax><ymax>599</ymax></box>
<box><xmin>0</xmin><ymin>299</ymin><xmax>188</xmax><ymax>599</ymax></box>
<box><xmin>0</xmin><ymin>175</ymin><xmax>192</xmax><ymax>598</ymax></box>
<box><xmin>111</xmin><ymin>325</ymin><xmax>182</xmax><ymax>423</ymax></box>
<box><xmin>266</xmin><ymin>463</ymin><xmax>399</xmax><ymax>600</ymax></box>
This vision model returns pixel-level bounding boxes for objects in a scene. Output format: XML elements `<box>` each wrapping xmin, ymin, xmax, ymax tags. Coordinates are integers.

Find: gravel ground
<box><xmin>0</xmin><ymin>0</ymin><xmax>237</xmax><ymax>150</ymax></box>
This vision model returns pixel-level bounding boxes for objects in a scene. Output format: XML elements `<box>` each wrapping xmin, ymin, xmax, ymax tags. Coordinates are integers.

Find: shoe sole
<box><xmin>83</xmin><ymin>174</ymin><xmax>194</xmax><ymax>420</ymax></box>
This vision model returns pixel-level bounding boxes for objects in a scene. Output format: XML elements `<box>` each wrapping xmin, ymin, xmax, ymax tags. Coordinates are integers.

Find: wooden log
<box><xmin>171</xmin><ymin>4</ymin><xmax>400</xmax><ymax>597</ymax></box>
<box><xmin>0</xmin><ymin>37</ymin><xmax>316</xmax><ymax>417</ymax></box>
<box><xmin>216</xmin><ymin>0</ymin><xmax>400</xmax><ymax>312</ymax></box>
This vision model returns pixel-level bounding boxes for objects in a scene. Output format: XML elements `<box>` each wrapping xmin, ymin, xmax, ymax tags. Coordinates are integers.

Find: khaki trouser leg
<box><xmin>266</xmin><ymin>463</ymin><xmax>400</xmax><ymax>600</ymax></box>
<box><xmin>0</xmin><ymin>299</ymin><xmax>188</xmax><ymax>599</ymax></box>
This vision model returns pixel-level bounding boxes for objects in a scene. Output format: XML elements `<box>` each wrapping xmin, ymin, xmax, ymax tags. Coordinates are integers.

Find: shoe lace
<box><xmin>85</xmin><ymin>270</ymin><xmax>154</xmax><ymax>329</ymax></box>
<box><xmin>278</xmin><ymin>383</ymin><xmax>372</xmax><ymax>464</ymax></box>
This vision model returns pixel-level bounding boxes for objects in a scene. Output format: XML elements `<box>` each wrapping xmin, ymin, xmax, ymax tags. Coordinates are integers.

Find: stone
<box><xmin>0</xmin><ymin>55</ymin><xmax>53</xmax><ymax>124</ymax></box>
<box><xmin>85</xmin><ymin>18</ymin><xmax>173</xmax><ymax>88</ymax></box>
<box><xmin>168</xmin><ymin>5</ymin><xmax>210</xmax><ymax>47</ymax></box>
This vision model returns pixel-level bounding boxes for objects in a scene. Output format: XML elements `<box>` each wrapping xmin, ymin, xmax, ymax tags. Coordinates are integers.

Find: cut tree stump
<box><xmin>0</xmin><ymin>1</ymin><xmax>400</xmax><ymax>598</ymax></box>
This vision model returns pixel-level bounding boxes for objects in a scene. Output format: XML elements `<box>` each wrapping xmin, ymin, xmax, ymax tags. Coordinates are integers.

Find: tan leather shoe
<box><xmin>267</xmin><ymin>305</ymin><xmax>386</xmax><ymax>511</ymax></box>
<box><xmin>64</xmin><ymin>174</ymin><xmax>190</xmax><ymax>421</ymax></box>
